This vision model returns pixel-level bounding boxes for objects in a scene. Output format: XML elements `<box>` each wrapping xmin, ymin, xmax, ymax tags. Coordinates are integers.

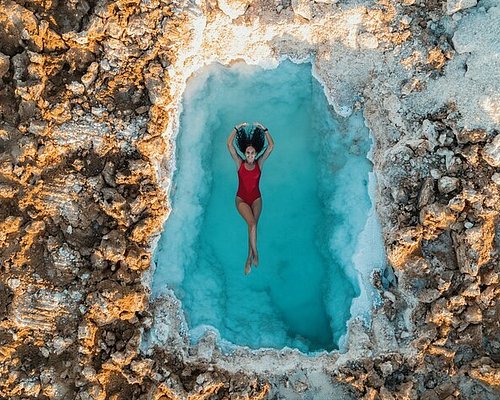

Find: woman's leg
<box><xmin>250</xmin><ymin>198</ymin><xmax>262</xmax><ymax>266</ymax></box>
<box><xmin>236</xmin><ymin>197</ymin><xmax>257</xmax><ymax>274</ymax></box>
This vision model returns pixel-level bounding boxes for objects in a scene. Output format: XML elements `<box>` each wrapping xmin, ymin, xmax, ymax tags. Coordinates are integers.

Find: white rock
<box><xmin>81</xmin><ymin>62</ymin><xmax>99</xmax><ymax>88</ymax></box>
<box><xmin>383</xmin><ymin>290</ymin><xmax>396</xmax><ymax>303</ymax></box>
<box><xmin>422</xmin><ymin>120</ymin><xmax>439</xmax><ymax>150</ymax></box>
<box><xmin>53</xmin><ymin>337</ymin><xmax>73</xmax><ymax>355</ymax></box>
<box><xmin>40</xmin><ymin>347</ymin><xmax>50</xmax><ymax>357</ymax></box>
<box><xmin>438</xmin><ymin>176</ymin><xmax>460</xmax><ymax>194</ymax></box>
<box><xmin>446</xmin><ymin>0</ymin><xmax>477</xmax><ymax>15</ymax></box>
<box><xmin>82</xmin><ymin>366</ymin><xmax>97</xmax><ymax>381</ymax></box>
<box><xmin>8</xmin><ymin>278</ymin><xmax>20</xmax><ymax>289</ymax></box>
<box><xmin>100</xmin><ymin>59</ymin><xmax>111</xmax><ymax>71</ymax></box>
<box><xmin>482</xmin><ymin>135</ymin><xmax>500</xmax><ymax>166</ymax></box>
<box><xmin>379</xmin><ymin>361</ymin><xmax>394</xmax><ymax>377</ymax></box>
<box><xmin>67</xmin><ymin>81</ymin><xmax>85</xmax><ymax>95</ymax></box>
<box><xmin>292</xmin><ymin>379</ymin><xmax>308</xmax><ymax>393</ymax></box>
<box><xmin>400</xmin><ymin>331</ymin><xmax>411</xmax><ymax>339</ymax></box>
<box><xmin>91</xmin><ymin>107</ymin><xmax>106</xmax><ymax>118</ymax></box>
<box><xmin>491</xmin><ymin>172</ymin><xmax>500</xmax><ymax>185</ymax></box>
<box><xmin>401</xmin><ymin>15</ymin><xmax>412</xmax><ymax>25</ymax></box>
<box><xmin>291</xmin><ymin>0</ymin><xmax>312</xmax><ymax>19</ymax></box>
<box><xmin>357</xmin><ymin>32</ymin><xmax>379</xmax><ymax>49</ymax></box>
<box><xmin>218</xmin><ymin>0</ymin><xmax>251</xmax><ymax>19</ymax></box>
<box><xmin>430</xmin><ymin>169</ymin><xmax>442</xmax><ymax>179</ymax></box>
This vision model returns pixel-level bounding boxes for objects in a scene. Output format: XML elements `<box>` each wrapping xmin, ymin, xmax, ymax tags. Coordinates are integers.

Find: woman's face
<box><xmin>245</xmin><ymin>146</ymin><xmax>256</xmax><ymax>163</ymax></box>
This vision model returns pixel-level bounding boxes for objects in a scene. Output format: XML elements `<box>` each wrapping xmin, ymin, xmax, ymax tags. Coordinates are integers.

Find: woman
<box><xmin>226</xmin><ymin>122</ymin><xmax>274</xmax><ymax>275</ymax></box>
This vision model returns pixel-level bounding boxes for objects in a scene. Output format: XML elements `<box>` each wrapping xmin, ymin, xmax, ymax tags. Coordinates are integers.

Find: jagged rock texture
<box><xmin>0</xmin><ymin>0</ymin><xmax>499</xmax><ymax>399</ymax></box>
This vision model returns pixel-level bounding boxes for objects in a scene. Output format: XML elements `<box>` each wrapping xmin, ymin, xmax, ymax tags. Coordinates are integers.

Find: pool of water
<box><xmin>152</xmin><ymin>59</ymin><xmax>379</xmax><ymax>353</ymax></box>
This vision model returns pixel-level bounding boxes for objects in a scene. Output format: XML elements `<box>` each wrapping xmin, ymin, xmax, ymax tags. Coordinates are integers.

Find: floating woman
<box><xmin>226</xmin><ymin>122</ymin><xmax>275</xmax><ymax>275</ymax></box>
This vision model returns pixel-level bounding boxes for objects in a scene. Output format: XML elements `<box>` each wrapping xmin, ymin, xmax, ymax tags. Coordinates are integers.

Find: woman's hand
<box><xmin>235</xmin><ymin>122</ymin><xmax>248</xmax><ymax>129</ymax></box>
<box><xmin>253</xmin><ymin>122</ymin><xmax>266</xmax><ymax>130</ymax></box>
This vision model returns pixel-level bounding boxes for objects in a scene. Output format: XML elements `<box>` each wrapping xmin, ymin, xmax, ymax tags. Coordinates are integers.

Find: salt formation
<box><xmin>0</xmin><ymin>0</ymin><xmax>499</xmax><ymax>399</ymax></box>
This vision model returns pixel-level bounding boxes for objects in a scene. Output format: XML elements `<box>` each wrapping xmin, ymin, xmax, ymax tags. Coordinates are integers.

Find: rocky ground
<box><xmin>0</xmin><ymin>0</ymin><xmax>499</xmax><ymax>398</ymax></box>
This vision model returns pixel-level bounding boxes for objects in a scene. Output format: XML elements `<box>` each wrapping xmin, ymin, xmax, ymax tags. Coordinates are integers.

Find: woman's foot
<box><xmin>253</xmin><ymin>251</ymin><xmax>259</xmax><ymax>267</ymax></box>
<box><xmin>244</xmin><ymin>257</ymin><xmax>252</xmax><ymax>275</ymax></box>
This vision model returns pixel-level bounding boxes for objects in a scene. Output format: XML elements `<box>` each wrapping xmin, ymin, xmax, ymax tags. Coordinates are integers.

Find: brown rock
<box><xmin>478</xmin><ymin>285</ymin><xmax>498</xmax><ymax>308</ymax></box>
<box><xmin>418</xmin><ymin>177</ymin><xmax>435</xmax><ymax>209</ymax></box>
<box><xmin>463</xmin><ymin>304</ymin><xmax>482</xmax><ymax>324</ymax></box>
<box><xmin>461</xmin><ymin>277</ymin><xmax>481</xmax><ymax>298</ymax></box>
<box><xmin>427</xmin><ymin>298</ymin><xmax>454</xmax><ymax>326</ymax></box>
<box><xmin>452</xmin><ymin>213</ymin><xmax>496</xmax><ymax>276</ymax></box>
<box><xmin>136</xmin><ymin>135</ymin><xmax>168</xmax><ymax>161</ymax></box>
<box><xmin>87</xmin><ymin>287</ymin><xmax>146</xmax><ymax>326</ymax></box>
<box><xmin>0</xmin><ymin>216</ymin><xmax>22</xmax><ymax>244</ymax></box>
<box><xmin>420</xmin><ymin>203</ymin><xmax>456</xmax><ymax>239</ymax></box>
<box><xmin>124</xmin><ymin>244</ymin><xmax>151</xmax><ymax>271</ymax></box>
<box><xmin>0</xmin><ymin>52</ymin><xmax>9</xmax><ymax>78</ymax></box>
<box><xmin>100</xmin><ymin>230</ymin><xmax>127</xmax><ymax>262</ymax></box>
<box><xmin>461</xmin><ymin>146</ymin><xmax>480</xmax><ymax>168</ymax></box>
<box><xmin>387</xmin><ymin>227</ymin><xmax>423</xmax><ymax>269</ymax></box>
<box><xmin>130</xmin><ymin>217</ymin><xmax>163</xmax><ymax>243</ymax></box>
<box><xmin>448</xmin><ymin>195</ymin><xmax>465</xmax><ymax>212</ymax></box>
<box><xmin>454</xmin><ymin>128</ymin><xmax>487</xmax><ymax>144</ymax></box>
<box><xmin>0</xmin><ymin>184</ymin><xmax>18</xmax><ymax>199</ymax></box>
<box><xmin>419</xmin><ymin>288</ymin><xmax>441</xmax><ymax>303</ymax></box>
<box><xmin>468</xmin><ymin>362</ymin><xmax>500</xmax><ymax>389</ymax></box>
<box><xmin>145</xmin><ymin>63</ymin><xmax>166</xmax><ymax>105</ymax></box>
<box><xmin>455</xmin><ymin>324</ymin><xmax>482</xmax><ymax>345</ymax></box>
<box><xmin>448</xmin><ymin>295</ymin><xmax>466</xmax><ymax>311</ymax></box>
<box><xmin>380</xmin><ymin>386</ymin><xmax>396</xmax><ymax>400</ymax></box>
<box><xmin>481</xmin><ymin>269</ymin><xmax>498</xmax><ymax>285</ymax></box>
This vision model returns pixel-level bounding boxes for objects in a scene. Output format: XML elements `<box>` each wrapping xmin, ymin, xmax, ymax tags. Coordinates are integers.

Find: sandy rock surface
<box><xmin>0</xmin><ymin>0</ymin><xmax>499</xmax><ymax>399</ymax></box>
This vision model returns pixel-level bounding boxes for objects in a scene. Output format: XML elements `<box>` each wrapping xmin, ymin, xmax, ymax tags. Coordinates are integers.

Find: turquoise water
<box><xmin>152</xmin><ymin>60</ymin><xmax>374</xmax><ymax>353</ymax></box>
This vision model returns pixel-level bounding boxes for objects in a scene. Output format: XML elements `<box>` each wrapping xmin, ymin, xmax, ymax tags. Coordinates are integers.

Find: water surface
<box><xmin>153</xmin><ymin>60</ymin><xmax>375</xmax><ymax>352</ymax></box>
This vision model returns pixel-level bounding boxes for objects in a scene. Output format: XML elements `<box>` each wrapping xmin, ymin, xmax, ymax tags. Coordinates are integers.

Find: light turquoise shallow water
<box><xmin>152</xmin><ymin>60</ymin><xmax>374</xmax><ymax>353</ymax></box>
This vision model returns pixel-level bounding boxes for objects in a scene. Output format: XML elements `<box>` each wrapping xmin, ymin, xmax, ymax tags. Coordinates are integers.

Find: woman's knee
<box><xmin>248</xmin><ymin>220</ymin><xmax>257</xmax><ymax>230</ymax></box>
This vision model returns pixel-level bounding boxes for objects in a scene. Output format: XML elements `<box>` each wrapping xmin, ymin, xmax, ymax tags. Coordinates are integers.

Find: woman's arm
<box><xmin>227</xmin><ymin>123</ymin><xmax>245</xmax><ymax>169</ymax></box>
<box><xmin>257</xmin><ymin>127</ymin><xmax>274</xmax><ymax>169</ymax></box>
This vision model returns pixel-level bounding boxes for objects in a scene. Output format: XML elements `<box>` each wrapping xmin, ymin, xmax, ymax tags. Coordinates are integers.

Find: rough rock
<box><xmin>357</xmin><ymin>32</ymin><xmax>379</xmax><ymax>49</ymax></box>
<box><xmin>291</xmin><ymin>0</ymin><xmax>312</xmax><ymax>20</ymax></box>
<box><xmin>418</xmin><ymin>177</ymin><xmax>435</xmax><ymax>209</ymax></box>
<box><xmin>453</xmin><ymin>213</ymin><xmax>496</xmax><ymax>276</ymax></box>
<box><xmin>463</xmin><ymin>304</ymin><xmax>482</xmax><ymax>324</ymax></box>
<box><xmin>0</xmin><ymin>0</ymin><xmax>499</xmax><ymax>399</ymax></box>
<box><xmin>0</xmin><ymin>52</ymin><xmax>9</xmax><ymax>78</ymax></box>
<box><xmin>482</xmin><ymin>134</ymin><xmax>500</xmax><ymax>167</ymax></box>
<box><xmin>446</xmin><ymin>0</ymin><xmax>477</xmax><ymax>15</ymax></box>
<box><xmin>218</xmin><ymin>0</ymin><xmax>252</xmax><ymax>19</ymax></box>
<box><xmin>420</xmin><ymin>203</ymin><xmax>456</xmax><ymax>239</ymax></box>
<box><xmin>454</xmin><ymin>128</ymin><xmax>488</xmax><ymax>144</ymax></box>
<box><xmin>437</xmin><ymin>176</ymin><xmax>460</xmax><ymax>194</ymax></box>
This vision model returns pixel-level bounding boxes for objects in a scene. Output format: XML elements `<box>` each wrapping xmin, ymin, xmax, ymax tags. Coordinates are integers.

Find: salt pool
<box><xmin>152</xmin><ymin>59</ymin><xmax>383</xmax><ymax>353</ymax></box>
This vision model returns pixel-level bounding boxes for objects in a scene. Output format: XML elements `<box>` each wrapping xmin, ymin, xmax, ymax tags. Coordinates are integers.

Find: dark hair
<box><xmin>235</xmin><ymin>125</ymin><xmax>266</xmax><ymax>157</ymax></box>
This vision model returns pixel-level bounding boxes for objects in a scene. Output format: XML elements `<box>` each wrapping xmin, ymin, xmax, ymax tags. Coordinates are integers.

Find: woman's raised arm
<box><xmin>257</xmin><ymin>126</ymin><xmax>274</xmax><ymax>169</ymax></box>
<box><xmin>227</xmin><ymin>124</ymin><xmax>245</xmax><ymax>168</ymax></box>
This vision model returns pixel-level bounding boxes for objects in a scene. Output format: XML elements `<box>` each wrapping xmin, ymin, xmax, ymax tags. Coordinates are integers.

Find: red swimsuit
<box><xmin>236</xmin><ymin>161</ymin><xmax>261</xmax><ymax>206</ymax></box>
